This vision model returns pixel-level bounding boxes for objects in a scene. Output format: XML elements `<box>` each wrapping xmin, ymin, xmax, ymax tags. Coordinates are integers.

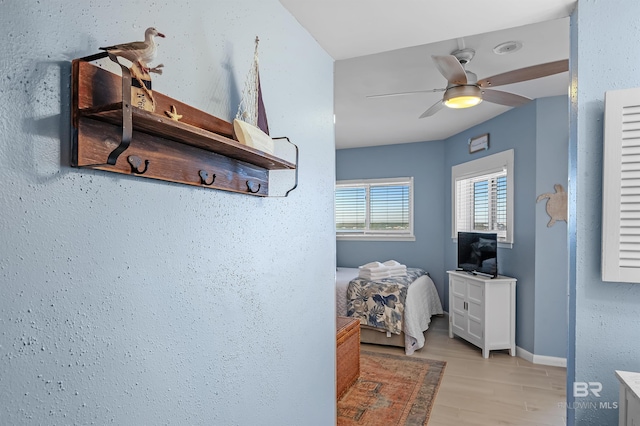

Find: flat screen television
<box><xmin>457</xmin><ymin>232</ymin><xmax>498</xmax><ymax>278</ymax></box>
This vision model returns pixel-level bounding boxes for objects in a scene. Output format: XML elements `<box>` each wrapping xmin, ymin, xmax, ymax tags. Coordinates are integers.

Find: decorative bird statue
<box><xmin>99</xmin><ymin>27</ymin><xmax>165</xmax><ymax>73</ymax></box>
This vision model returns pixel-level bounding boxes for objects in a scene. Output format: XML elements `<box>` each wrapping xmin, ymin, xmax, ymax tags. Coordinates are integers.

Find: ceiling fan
<box><xmin>368</xmin><ymin>48</ymin><xmax>569</xmax><ymax>118</ymax></box>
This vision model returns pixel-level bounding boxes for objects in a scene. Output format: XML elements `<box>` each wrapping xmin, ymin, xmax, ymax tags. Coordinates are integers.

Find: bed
<box><xmin>336</xmin><ymin>267</ymin><xmax>443</xmax><ymax>355</ymax></box>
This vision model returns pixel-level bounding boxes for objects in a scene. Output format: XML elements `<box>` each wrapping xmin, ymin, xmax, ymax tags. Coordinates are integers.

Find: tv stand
<box><xmin>447</xmin><ymin>270</ymin><xmax>517</xmax><ymax>358</ymax></box>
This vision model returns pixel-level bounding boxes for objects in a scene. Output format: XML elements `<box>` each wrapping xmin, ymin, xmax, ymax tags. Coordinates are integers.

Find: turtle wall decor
<box><xmin>536</xmin><ymin>184</ymin><xmax>567</xmax><ymax>227</ymax></box>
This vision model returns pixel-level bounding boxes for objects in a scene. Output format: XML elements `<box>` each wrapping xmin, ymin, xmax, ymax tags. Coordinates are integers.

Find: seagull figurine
<box><xmin>99</xmin><ymin>27</ymin><xmax>165</xmax><ymax>73</ymax></box>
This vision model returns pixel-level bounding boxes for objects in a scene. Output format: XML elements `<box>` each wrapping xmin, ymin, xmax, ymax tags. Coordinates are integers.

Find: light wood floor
<box><xmin>361</xmin><ymin>315</ymin><xmax>567</xmax><ymax>426</ymax></box>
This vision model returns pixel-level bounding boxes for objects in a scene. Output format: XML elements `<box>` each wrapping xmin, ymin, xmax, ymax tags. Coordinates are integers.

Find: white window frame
<box><xmin>452</xmin><ymin>149</ymin><xmax>514</xmax><ymax>247</ymax></box>
<box><xmin>336</xmin><ymin>177</ymin><xmax>415</xmax><ymax>241</ymax></box>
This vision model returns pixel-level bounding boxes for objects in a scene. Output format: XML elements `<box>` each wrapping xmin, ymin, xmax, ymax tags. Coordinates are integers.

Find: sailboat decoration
<box><xmin>233</xmin><ymin>36</ymin><xmax>274</xmax><ymax>154</ymax></box>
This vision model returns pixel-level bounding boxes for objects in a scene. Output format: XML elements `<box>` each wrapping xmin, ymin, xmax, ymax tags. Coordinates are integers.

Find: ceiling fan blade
<box><xmin>477</xmin><ymin>59</ymin><xmax>569</xmax><ymax>88</ymax></box>
<box><xmin>481</xmin><ymin>89</ymin><xmax>532</xmax><ymax>107</ymax></box>
<box><xmin>366</xmin><ymin>88</ymin><xmax>446</xmax><ymax>99</ymax></box>
<box><xmin>419</xmin><ymin>100</ymin><xmax>445</xmax><ymax>118</ymax></box>
<box><xmin>431</xmin><ymin>55</ymin><xmax>467</xmax><ymax>85</ymax></box>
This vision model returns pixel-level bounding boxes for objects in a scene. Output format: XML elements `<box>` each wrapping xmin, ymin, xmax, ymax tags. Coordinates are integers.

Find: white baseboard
<box><xmin>516</xmin><ymin>346</ymin><xmax>567</xmax><ymax>368</ymax></box>
<box><xmin>441</xmin><ymin>312</ymin><xmax>566</xmax><ymax>367</ymax></box>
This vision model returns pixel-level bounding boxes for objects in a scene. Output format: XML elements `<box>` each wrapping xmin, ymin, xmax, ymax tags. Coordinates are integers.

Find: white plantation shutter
<box><xmin>452</xmin><ymin>149</ymin><xmax>514</xmax><ymax>244</ymax></box>
<box><xmin>456</xmin><ymin>178</ymin><xmax>474</xmax><ymax>232</ymax></box>
<box><xmin>602</xmin><ymin>87</ymin><xmax>640</xmax><ymax>282</ymax></box>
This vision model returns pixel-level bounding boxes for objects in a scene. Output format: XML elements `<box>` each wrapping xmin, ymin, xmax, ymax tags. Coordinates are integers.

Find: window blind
<box><xmin>335</xmin><ymin>186</ymin><xmax>366</xmax><ymax>231</ymax></box>
<box><xmin>455</xmin><ymin>170</ymin><xmax>508</xmax><ymax>239</ymax></box>
<box><xmin>452</xmin><ymin>149</ymin><xmax>514</xmax><ymax>244</ymax></box>
<box><xmin>369</xmin><ymin>185</ymin><xmax>410</xmax><ymax>231</ymax></box>
<box><xmin>336</xmin><ymin>177</ymin><xmax>414</xmax><ymax>240</ymax></box>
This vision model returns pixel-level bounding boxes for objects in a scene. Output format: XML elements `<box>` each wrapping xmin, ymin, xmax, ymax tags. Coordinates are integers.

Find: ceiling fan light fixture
<box><xmin>443</xmin><ymin>85</ymin><xmax>483</xmax><ymax>109</ymax></box>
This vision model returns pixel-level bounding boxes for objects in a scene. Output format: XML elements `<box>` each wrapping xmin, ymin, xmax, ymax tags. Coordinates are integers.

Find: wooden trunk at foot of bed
<box><xmin>336</xmin><ymin>316</ymin><xmax>360</xmax><ymax>399</ymax></box>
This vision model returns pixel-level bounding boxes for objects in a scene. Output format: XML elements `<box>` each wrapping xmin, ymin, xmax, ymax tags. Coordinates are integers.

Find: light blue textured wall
<box><xmin>336</xmin><ymin>141</ymin><xmax>447</xmax><ymax>304</ymax></box>
<box><xmin>444</xmin><ymin>102</ymin><xmax>538</xmax><ymax>352</ymax></box>
<box><xmin>0</xmin><ymin>1</ymin><xmax>336</xmax><ymax>424</ymax></box>
<box><xmin>535</xmin><ymin>96</ymin><xmax>568</xmax><ymax>359</ymax></box>
<box><xmin>568</xmin><ymin>2</ymin><xmax>640</xmax><ymax>425</ymax></box>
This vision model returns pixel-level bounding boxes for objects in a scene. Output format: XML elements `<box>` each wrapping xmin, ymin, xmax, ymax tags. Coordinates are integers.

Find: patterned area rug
<box><xmin>337</xmin><ymin>351</ymin><xmax>446</xmax><ymax>426</ymax></box>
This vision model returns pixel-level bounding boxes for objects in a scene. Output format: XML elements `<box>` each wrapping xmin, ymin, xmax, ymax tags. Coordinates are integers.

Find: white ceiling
<box><xmin>279</xmin><ymin>0</ymin><xmax>576</xmax><ymax>149</ymax></box>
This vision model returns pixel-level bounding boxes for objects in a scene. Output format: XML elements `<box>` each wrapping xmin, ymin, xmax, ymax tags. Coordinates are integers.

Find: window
<box><xmin>336</xmin><ymin>177</ymin><xmax>414</xmax><ymax>241</ymax></box>
<box><xmin>452</xmin><ymin>149</ymin><xmax>514</xmax><ymax>245</ymax></box>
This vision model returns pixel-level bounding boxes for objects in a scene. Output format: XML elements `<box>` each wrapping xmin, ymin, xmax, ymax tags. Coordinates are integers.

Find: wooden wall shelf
<box><xmin>71</xmin><ymin>56</ymin><xmax>297</xmax><ymax>197</ymax></box>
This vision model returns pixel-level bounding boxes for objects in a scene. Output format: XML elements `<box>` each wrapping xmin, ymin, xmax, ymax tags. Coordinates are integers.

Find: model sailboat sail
<box><xmin>234</xmin><ymin>36</ymin><xmax>274</xmax><ymax>154</ymax></box>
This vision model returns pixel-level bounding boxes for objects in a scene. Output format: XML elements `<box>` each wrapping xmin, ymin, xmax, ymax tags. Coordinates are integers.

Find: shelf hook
<box><xmin>246</xmin><ymin>181</ymin><xmax>261</xmax><ymax>194</ymax></box>
<box><xmin>128</xmin><ymin>155</ymin><xmax>149</xmax><ymax>174</ymax></box>
<box><xmin>199</xmin><ymin>170</ymin><xmax>216</xmax><ymax>186</ymax></box>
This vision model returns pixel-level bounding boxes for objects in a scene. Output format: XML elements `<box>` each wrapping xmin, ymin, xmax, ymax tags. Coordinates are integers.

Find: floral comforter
<box><xmin>346</xmin><ymin>268</ymin><xmax>427</xmax><ymax>335</ymax></box>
